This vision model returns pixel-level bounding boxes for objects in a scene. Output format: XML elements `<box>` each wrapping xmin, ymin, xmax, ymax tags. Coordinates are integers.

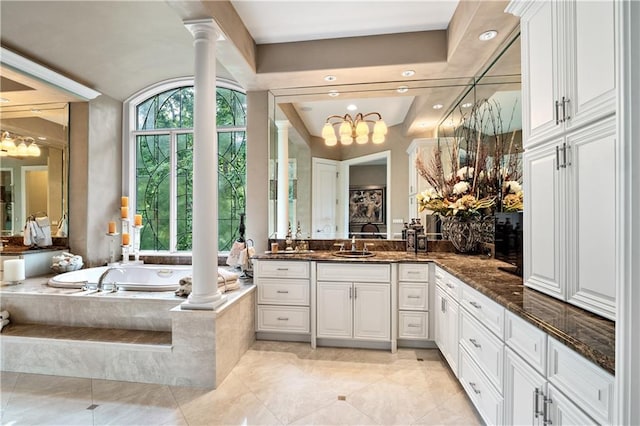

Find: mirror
<box><xmin>269</xmin><ymin>34</ymin><xmax>521</xmax><ymax>241</ymax></box>
<box><xmin>0</xmin><ymin>66</ymin><xmax>70</xmax><ymax>238</ymax></box>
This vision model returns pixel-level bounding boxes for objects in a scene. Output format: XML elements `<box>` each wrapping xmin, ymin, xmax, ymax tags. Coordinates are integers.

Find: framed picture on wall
<box><xmin>348</xmin><ymin>186</ymin><xmax>385</xmax><ymax>224</ymax></box>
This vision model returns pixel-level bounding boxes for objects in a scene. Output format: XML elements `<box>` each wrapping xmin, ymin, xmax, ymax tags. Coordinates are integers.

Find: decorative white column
<box><xmin>183</xmin><ymin>19</ymin><xmax>226</xmax><ymax>310</ymax></box>
<box><xmin>276</xmin><ymin>120</ymin><xmax>291</xmax><ymax>238</ymax></box>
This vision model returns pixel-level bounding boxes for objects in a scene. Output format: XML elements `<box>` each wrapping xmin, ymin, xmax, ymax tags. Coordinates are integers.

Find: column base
<box><xmin>181</xmin><ymin>294</ymin><xmax>227</xmax><ymax>311</ymax></box>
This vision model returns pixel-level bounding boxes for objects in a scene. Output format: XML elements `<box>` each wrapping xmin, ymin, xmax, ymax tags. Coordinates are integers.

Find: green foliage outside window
<box><xmin>135</xmin><ymin>85</ymin><xmax>246</xmax><ymax>252</ymax></box>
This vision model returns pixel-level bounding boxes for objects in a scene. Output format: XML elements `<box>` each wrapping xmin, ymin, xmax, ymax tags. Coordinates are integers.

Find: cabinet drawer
<box><xmin>460</xmin><ymin>285</ymin><xmax>504</xmax><ymax>338</ymax></box>
<box><xmin>256</xmin><ymin>260</ymin><xmax>309</xmax><ymax>279</ymax></box>
<box><xmin>317</xmin><ymin>263</ymin><xmax>390</xmax><ymax>282</ymax></box>
<box><xmin>398</xmin><ymin>283</ymin><xmax>428</xmax><ymax>310</ymax></box>
<box><xmin>459</xmin><ymin>348</ymin><xmax>504</xmax><ymax>426</ymax></box>
<box><xmin>399</xmin><ymin>263</ymin><xmax>429</xmax><ymax>282</ymax></box>
<box><xmin>257</xmin><ymin>306</ymin><xmax>310</xmax><ymax>333</ymax></box>
<box><xmin>547</xmin><ymin>337</ymin><xmax>614</xmax><ymax>425</ymax></box>
<box><xmin>257</xmin><ymin>279</ymin><xmax>309</xmax><ymax>306</ymax></box>
<box><xmin>435</xmin><ymin>266</ymin><xmax>461</xmax><ymax>301</ymax></box>
<box><xmin>459</xmin><ymin>310</ymin><xmax>504</xmax><ymax>393</ymax></box>
<box><xmin>398</xmin><ymin>311</ymin><xmax>428</xmax><ymax>339</ymax></box>
<box><xmin>504</xmin><ymin>310</ymin><xmax>547</xmax><ymax>375</ymax></box>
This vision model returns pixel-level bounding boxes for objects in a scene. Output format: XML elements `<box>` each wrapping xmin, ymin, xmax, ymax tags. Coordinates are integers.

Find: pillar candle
<box><xmin>108</xmin><ymin>221</ymin><xmax>116</xmax><ymax>234</ymax></box>
<box><xmin>3</xmin><ymin>259</ymin><xmax>25</xmax><ymax>282</ymax></box>
<box><xmin>122</xmin><ymin>233</ymin><xmax>130</xmax><ymax>246</ymax></box>
<box><xmin>120</xmin><ymin>206</ymin><xmax>129</xmax><ymax>219</ymax></box>
<box><xmin>121</xmin><ymin>196</ymin><xmax>129</xmax><ymax>207</ymax></box>
<box><xmin>134</xmin><ymin>214</ymin><xmax>142</xmax><ymax>226</ymax></box>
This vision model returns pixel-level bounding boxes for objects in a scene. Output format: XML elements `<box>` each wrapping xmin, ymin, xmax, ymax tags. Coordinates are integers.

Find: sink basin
<box><xmin>332</xmin><ymin>251</ymin><xmax>376</xmax><ymax>258</ymax></box>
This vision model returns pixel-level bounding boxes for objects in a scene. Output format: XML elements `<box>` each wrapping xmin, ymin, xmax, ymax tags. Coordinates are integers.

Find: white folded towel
<box><xmin>0</xmin><ymin>311</ymin><xmax>9</xmax><ymax>320</ymax></box>
<box><xmin>217</xmin><ymin>268</ymin><xmax>239</xmax><ymax>285</ymax></box>
<box><xmin>0</xmin><ymin>318</ymin><xmax>9</xmax><ymax>332</ymax></box>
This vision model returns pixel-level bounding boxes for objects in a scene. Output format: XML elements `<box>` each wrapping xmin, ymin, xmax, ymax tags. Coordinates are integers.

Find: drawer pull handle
<box><xmin>446</xmin><ymin>283</ymin><xmax>455</xmax><ymax>289</ymax></box>
<box><xmin>407</xmin><ymin>295</ymin><xmax>421</xmax><ymax>299</ymax></box>
<box><xmin>276</xmin><ymin>290</ymin><xmax>289</xmax><ymax>294</ymax></box>
<box><xmin>469</xmin><ymin>301</ymin><xmax>482</xmax><ymax>309</ymax></box>
<box><xmin>469</xmin><ymin>382</ymin><xmax>481</xmax><ymax>395</ymax></box>
<box><xmin>407</xmin><ymin>271</ymin><xmax>420</xmax><ymax>274</ymax></box>
<box><xmin>469</xmin><ymin>338</ymin><xmax>481</xmax><ymax>348</ymax></box>
<box><xmin>534</xmin><ymin>388</ymin><xmax>543</xmax><ymax>419</ymax></box>
<box><xmin>408</xmin><ymin>324</ymin><xmax>420</xmax><ymax>328</ymax></box>
<box><xmin>277</xmin><ymin>317</ymin><xmax>289</xmax><ymax>321</ymax></box>
<box><xmin>276</xmin><ymin>268</ymin><xmax>289</xmax><ymax>271</ymax></box>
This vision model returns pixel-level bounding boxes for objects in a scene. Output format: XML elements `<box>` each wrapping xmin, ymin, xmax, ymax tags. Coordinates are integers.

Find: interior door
<box><xmin>312</xmin><ymin>158</ymin><xmax>339</xmax><ymax>238</ymax></box>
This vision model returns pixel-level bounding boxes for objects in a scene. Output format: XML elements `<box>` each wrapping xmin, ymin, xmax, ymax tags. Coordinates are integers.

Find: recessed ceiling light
<box><xmin>396</xmin><ymin>85</ymin><xmax>409</xmax><ymax>94</ymax></box>
<box><xmin>479</xmin><ymin>30</ymin><xmax>498</xmax><ymax>41</ymax></box>
<box><xmin>300</xmin><ymin>106</ymin><xmax>312</xmax><ymax>112</ymax></box>
<box><xmin>432</xmin><ymin>104</ymin><xmax>444</xmax><ymax>110</ymax></box>
<box><xmin>37</xmin><ymin>136</ymin><xmax>47</xmax><ymax>141</ymax></box>
<box><xmin>328</xmin><ymin>90</ymin><xmax>339</xmax><ymax>97</ymax></box>
<box><xmin>462</xmin><ymin>102</ymin><xmax>473</xmax><ymax>108</ymax></box>
<box><xmin>401</xmin><ymin>70</ymin><xmax>415</xmax><ymax>77</ymax></box>
<box><xmin>31</xmin><ymin>108</ymin><xmax>42</xmax><ymax>113</ymax></box>
<box><xmin>419</xmin><ymin>122</ymin><xmax>429</xmax><ymax>128</ymax></box>
<box><xmin>347</xmin><ymin>104</ymin><xmax>357</xmax><ymax>111</ymax></box>
<box><xmin>0</xmin><ymin>98</ymin><xmax>9</xmax><ymax>103</ymax></box>
<box><xmin>324</xmin><ymin>75</ymin><xmax>337</xmax><ymax>82</ymax></box>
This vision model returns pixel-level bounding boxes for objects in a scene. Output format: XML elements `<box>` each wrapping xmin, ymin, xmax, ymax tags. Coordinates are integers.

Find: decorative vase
<box><xmin>440</xmin><ymin>215</ymin><xmax>488</xmax><ymax>253</ymax></box>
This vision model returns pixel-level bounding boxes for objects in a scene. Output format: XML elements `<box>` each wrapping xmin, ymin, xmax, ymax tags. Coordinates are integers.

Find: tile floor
<box><xmin>0</xmin><ymin>341</ymin><xmax>482</xmax><ymax>425</ymax></box>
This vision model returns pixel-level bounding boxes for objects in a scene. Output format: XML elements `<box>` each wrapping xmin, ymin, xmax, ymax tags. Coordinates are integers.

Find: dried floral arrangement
<box><xmin>416</xmin><ymin>98</ymin><xmax>523</xmax><ymax>218</ymax></box>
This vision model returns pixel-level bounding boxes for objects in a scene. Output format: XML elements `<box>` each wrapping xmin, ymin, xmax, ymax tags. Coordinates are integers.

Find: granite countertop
<box><xmin>0</xmin><ymin>245</ymin><xmax>68</xmax><ymax>255</ymax></box>
<box><xmin>253</xmin><ymin>250</ymin><xmax>615</xmax><ymax>375</ymax></box>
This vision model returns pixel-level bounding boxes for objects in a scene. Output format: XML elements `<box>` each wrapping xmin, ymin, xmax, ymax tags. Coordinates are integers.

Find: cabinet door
<box><xmin>547</xmin><ymin>384</ymin><xmax>597</xmax><ymax>426</ymax></box>
<box><xmin>565</xmin><ymin>0</ymin><xmax>616</xmax><ymax>130</ymax></box>
<box><xmin>521</xmin><ymin>0</ymin><xmax>562</xmax><ymax>147</ymax></box>
<box><xmin>504</xmin><ymin>348</ymin><xmax>547</xmax><ymax>426</ymax></box>
<box><xmin>523</xmin><ymin>140</ymin><xmax>566</xmax><ymax>299</ymax></box>
<box><xmin>316</xmin><ymin>282</ymin><xmax>352</xmax><ymax>338</ymax></box>
<box><xmin>445</xmin><ymin>292</ymin><xmax>459</xmax><ymax>376</ymax></box>
<box><xmin>434</xmin><ymin>286</ymin><xmax>448</xmax><ymax>353</ymax></box>
<box><xmin>353</xmin><ymin>283</ymin><xmax>390</xmax><ymax>341</ymax></box>
<box><xmin>566</xmin><ymin>118</ymin><xmax>617</xmax><ymax>320</ymax></box>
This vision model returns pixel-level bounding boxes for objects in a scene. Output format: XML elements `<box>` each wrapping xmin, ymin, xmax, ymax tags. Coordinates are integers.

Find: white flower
<box><xmin>503</xmin><ymin>180</ymin><xmax>522</xmax><ymax>194</ymax></box>
<box><xmin>456</xmin><ymin>166</ymin><xmax>474</xmax><ymax>180</ymax></box>
<box><xmin>453</xmin><ymin>181</ymin><xmax>470</xmax><ymax>195</ymax></box>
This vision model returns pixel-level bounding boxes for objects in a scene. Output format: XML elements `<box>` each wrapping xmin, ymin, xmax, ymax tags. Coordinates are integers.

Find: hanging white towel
<box><xmin>226</xmin><ymin>241</ymin><xmax>245</xmax><ymax>266</ymax></box>
<box><xmin>35</xmin><ymin>216</ymin><xmax>52</xmax><ymax>247</ymax></box>
<box><xmin>0</xmin><ymin>318</ymin><xmax>9</xmax><ymax>332</ymax></box>
<box><xmin>23</xmin><ymin>221</ymin><xmax>32</xmax><ymax>246</ymax></box>
<box><xmin>56</xmin><ymin>214</ymin><xmax>68</xmax><ymax>237</ymax></box>
<box><xmin>0</xmin><ymin>311</ymin><xmax>9</xmax><ymax>320</ymax></box>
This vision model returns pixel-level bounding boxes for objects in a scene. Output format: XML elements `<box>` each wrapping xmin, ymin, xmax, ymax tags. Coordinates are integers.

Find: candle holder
<box><xmin>132</xmin><ymin>225</ymin><xmax>144</xmax><ymax>264</ymax></box>
<box><xmin>106</xmin><ymin>232</ymin><xmax>120</xmax><ymax>266</ymax></box>
<box><xmin>121</xmin><ymin>244</ymin><xmax>130</xmax><ymax>264</ymax></box>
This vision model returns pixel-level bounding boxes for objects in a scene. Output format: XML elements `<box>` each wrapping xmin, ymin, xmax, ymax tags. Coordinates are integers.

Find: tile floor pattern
<box><xmin>0</xmin><ymin>341</ymin><xmax>482</xmax><ymax>425</ymax></box>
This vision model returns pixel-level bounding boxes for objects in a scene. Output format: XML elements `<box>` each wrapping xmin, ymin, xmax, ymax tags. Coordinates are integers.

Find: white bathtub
<box><xmin>47</xmin><ymin>264</ymin><xmax>192</xmax><ymax>291</ymax></box>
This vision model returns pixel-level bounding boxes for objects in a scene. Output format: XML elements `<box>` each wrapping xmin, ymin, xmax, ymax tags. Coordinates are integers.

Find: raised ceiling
<box><xmin>0</xmin><ymin>0</ymin><xmax>520</xmax><ymax>138</ymax></box>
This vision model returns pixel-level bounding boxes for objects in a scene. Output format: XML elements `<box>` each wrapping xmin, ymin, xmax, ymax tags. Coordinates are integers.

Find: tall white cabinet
<box><xmin>508</xmin><ymin>0</ymin><xmax>619</xmax><ymax>320</ymax></box>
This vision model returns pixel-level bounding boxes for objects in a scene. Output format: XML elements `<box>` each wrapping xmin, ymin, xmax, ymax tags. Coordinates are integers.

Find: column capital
<box><xmin>184</xmin><ymin>18</ymin><xmax>225</xmax><ymax>41</ymax></box>
<box><xmin>275</xmin><ymin>120</ymin><xmax>291</xmax><ymax>130</ymax></box>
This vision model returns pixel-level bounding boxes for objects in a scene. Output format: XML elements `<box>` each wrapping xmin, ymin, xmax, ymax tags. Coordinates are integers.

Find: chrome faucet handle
<box><xmin>363</xmin><ymin>242</ymin><xmax>373</xmax><ymax>253</ymax></box>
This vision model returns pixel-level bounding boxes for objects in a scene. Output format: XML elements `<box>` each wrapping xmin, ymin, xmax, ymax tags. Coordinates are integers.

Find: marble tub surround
<box><xmin>253</xmin><ymin>250</ymin><xmax>615</xmax><ymax>375</ymax></box>
<box><xmin>1</xmin><ymin>274</ymin><xmax>257</xmax><ymax>387</ymax></box>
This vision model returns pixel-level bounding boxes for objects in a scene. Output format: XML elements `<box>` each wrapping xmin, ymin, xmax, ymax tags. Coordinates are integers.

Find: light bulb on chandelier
<box><xmin>322</xmin><ymin>112</ymin><xmax>387</xmax><ymax>147</ymax></box>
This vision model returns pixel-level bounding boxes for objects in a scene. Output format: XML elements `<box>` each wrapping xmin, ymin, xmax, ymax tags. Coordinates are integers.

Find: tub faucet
<box><xmin>97</xmin><ymin>267</ymin><xmax>120</xmax><ymax>292</ymax></box>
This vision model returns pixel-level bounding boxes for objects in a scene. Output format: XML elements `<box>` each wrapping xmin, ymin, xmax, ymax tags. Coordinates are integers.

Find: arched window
<box><xmin>124</xmin><ymin>78</ymin><xmax>246</xmax><ymax>252</ymax></box>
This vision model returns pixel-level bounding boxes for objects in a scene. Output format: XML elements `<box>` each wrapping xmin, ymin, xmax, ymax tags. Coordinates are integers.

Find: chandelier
<box><xmin>321</xmin><ymin>112</ymin><xmax>388</xmax><ymax>146</ymax></box>
<box><xmin>0</xmin><ymin>131</ymin><xmax>41</xmax><ymax>157</ymax></box>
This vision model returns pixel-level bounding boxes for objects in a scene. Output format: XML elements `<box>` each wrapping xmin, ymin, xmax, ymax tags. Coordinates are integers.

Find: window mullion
<box><xmin>170</xmin><ymin>131</ymin><xmax>178</xmax><ymax>252</ymax></box>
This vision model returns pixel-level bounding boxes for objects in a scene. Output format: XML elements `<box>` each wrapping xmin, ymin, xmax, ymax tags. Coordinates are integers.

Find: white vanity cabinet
<box><xmin>316</xmin><ymin>263</ymin><xmax>391</xmax><ymax>343</ymax></box>
<box><xmin>511</xmin><ymin>0</ymin><xmax>617</xmax><ymax>149</ymax></box>
<box><xmin>523</xmin><ymin>117</ymin><xmax>617</xmax><ymax>320</ymax></box>
<box><xmin>397</xmin><ymin>263</ymin><xmax>429</xmax><ymax>340</ymax></box>
<box><xmin>433</xmin><ymin>266</ymin><xmax>460</xmax><ymax>376</ymax></box>
<box><xmin>510</xmin><ymin>0</ymin><xmax>620</xmax><ymax>320</ymax></box>
<box><xmin>254</xmin><ymin>260</ymin><xmax>311</xmax><ymax>337</ymax></box>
